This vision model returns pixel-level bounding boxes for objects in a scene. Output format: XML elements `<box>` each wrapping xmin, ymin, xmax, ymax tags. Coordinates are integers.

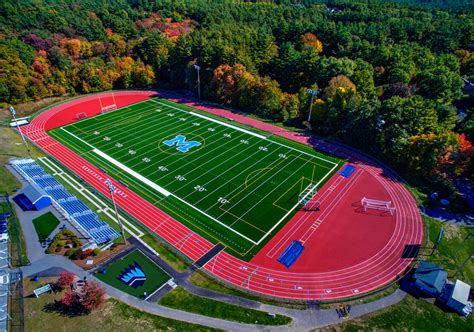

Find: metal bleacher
<box><xmin>11</xmin><ymin>159</ymin><xmax>119</xmax><ymax>245</ymax></box>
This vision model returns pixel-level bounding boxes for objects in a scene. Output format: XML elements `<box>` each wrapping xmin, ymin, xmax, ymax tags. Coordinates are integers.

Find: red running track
<box><xmin>20</xmin><ymin>91</ymin><xmax>424</xmax><ymax>300</ymax></box>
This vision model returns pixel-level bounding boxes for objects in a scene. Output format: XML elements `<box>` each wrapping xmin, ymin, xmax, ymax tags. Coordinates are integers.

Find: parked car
<box><xmin>0</xmin><ymin>233</ymin><xmax>9</xmax><ymax>242</ymax></box>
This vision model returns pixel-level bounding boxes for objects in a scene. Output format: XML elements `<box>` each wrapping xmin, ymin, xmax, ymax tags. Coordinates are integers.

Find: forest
<box><xmin>0</xmin><ymin>0</ymin><xmax>473</xmax><ymax>204</ymax></box>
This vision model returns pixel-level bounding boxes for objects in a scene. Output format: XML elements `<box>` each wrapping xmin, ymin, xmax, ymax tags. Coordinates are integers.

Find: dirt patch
<box><xmin>0</xmin><ymin>95</ymin><xmax>71</xmax><ymax>123</ymax></box>
<box><xmin>443</xmin><ymin>223</ymin><xmax>462</xmax><ymax>240</ymax></box>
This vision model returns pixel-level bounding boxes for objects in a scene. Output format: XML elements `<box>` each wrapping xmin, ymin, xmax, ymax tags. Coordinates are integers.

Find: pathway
<box><xmin>18</xmin><ymin>242</ymin><xmax>408</xmax><ymax>331</ymax></box>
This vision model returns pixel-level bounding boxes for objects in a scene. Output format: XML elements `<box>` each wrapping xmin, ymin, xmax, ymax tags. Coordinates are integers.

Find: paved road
<box><xmin>19</xmin><ymin>247</ymin><xmax>407</xmax><ymax>331</ymax></box>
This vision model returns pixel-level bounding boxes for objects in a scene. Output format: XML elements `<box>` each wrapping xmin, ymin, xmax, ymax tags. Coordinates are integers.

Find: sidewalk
<box><xmin>19</xmin><ymin>250</ymin><xmax>407</xmax><ymax>331</ymax></box>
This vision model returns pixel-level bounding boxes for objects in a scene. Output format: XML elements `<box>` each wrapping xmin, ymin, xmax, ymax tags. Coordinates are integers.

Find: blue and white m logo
<box><xmin>163</xmin><ymin>135</ymin><xmax>201</xmax><ymax>153</ymax></box>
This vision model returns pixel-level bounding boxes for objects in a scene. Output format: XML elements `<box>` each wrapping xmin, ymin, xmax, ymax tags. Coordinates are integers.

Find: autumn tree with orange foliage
<box><xmin>323</xmin><ymin>75</ymin><xmax>357</xmax><ymax>99</ymax></box>
<box><xmin>299</xmin><ymin>32</ymin><xmax>323</xmax><ymax>55</ymax></box>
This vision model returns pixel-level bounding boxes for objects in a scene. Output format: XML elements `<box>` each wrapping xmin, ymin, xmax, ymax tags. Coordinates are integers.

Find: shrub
<box><xmin>81</xmin><ymin>281</ymin><xmax>106</xmax><ymax>311</ymax></box>
<box><xmin>64</xmin><ymin>248</ymin><xmax>78</xmax><ymax>257</ymax></box>
<box><xmin>62</xmin><ymin>229</ymin><xmax>75</xmax><ymax>237</ymax></box>
<box><xmin>71</xmin><ymin>249</ymin><xmax>92</xmax><ymax>260</ymax></box>
<box><xmin>93</xmin><ymin>248</ymin><xmax>101</xmax><ymax>256</ymax></box>
<box><xmin>56</xmin><ymin>271</ymin><xmax>76</xmax><ymax>289</ymax></box>
<box><xmin>71</xmin><ymin>236</ymin><xmax>82</xmax><ymax>247</ymax></box>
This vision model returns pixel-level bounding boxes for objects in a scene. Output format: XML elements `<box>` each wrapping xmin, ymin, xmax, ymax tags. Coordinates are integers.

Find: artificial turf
<box><xmin>95</xmin><ymin>249</ymin><xmax>170</xmax><ymax>298</ymax></box>
<box><xmin>32</xmin><ymin>211</ymin><xmax>60</xmax><ymax>243</ymax></box>
<box><xmin>50</xmin><ymin>98</ymin><xmax>344</xmax><ymax>259</ymax></box>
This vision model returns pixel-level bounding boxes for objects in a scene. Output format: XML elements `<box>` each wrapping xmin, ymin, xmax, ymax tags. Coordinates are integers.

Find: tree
<box><xmin>57</xmin><ymin>272</ymin><xmax>76</xmax><ymax>289</ymax></box>
<box><xmin>323</xmin><ymin>75</ymin><xmax>357</xmax><ymax>99</ymax></box>
<box><xmin>298</xmin><ymin>32</ymin><xmax>323</xmax><ymax>55</ymax></box>
<box><xmin>454</xmin><ymin>133</ymin><xmax>474</xmax><ymax>176</ymax></box>
<box><xmin>415</xmin><ymin>65</ymin><xmax>463</xmax><ymax>101</ymax></box>
<box><xmin>376</xmin><ymin>96</ymin><xmax>456</xmax><ymax>176</ymax></box>
<box><xmin>318</xmin><ymin>57</ymin><xmax>357</xmax><ymax>86</ymax></box>
<box><xmin>211</xmin><ymin>63</ymin><xmax>246</xmax><ymax>104</ymax></box>
<box><xmin>80</xmin><ymin>281</ymin><xmax>106</xmax><ymax>311</ymax></box>
<box><xmin>280</xmin><ymin>93</ymin><xmax>300</xmax><ymax>122</ymax></box>
<box><xmin>61</xmin><ymin>289</ymin><xmax>80</xmax><ymax>308</ymax></box>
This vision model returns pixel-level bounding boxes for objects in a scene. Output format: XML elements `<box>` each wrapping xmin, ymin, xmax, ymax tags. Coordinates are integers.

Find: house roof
<box><xmin>23</xmin><ymin>183</ymin><xmax>50</xmax><ymax>204</ymax></box>
<box><xmin>452</xmin><ymin>280</ymin><xmax>471</xmax><ymax>305</ymax></box>
<box><xmin>413</xmin><ymin>261</ymin><xmax>448</xmax><ymax>294</ymax></box>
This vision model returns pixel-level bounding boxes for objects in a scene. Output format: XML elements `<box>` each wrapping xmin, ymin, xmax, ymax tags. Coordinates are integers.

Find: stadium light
<box><xmin>306</xmin><ymin>89</ymin><xmax>319</xmax><ymax>130</ymax></box>
<box><xmin>105</xmin><ymin>178</ymin><xmax>127</xmax><ymax>245</ymax></box>
<box><xmin>194</xmin><ymin>64</ymin><xmax>201</xmax><ymax>99</ymax></box>
<box><xmin>9</xmin><ymin>106</ymin><xmax>32</xmax><ymax>159</ymax></box>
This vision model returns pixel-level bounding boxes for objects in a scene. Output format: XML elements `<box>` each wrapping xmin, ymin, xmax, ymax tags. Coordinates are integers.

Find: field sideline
<box><xmin>49</xmin><ymin>98</ymin><xmax>344</xmax><ymax>259</ymax></box>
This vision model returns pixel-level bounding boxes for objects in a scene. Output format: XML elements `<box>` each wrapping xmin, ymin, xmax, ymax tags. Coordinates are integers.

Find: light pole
<box><xmin>9</xmin><ymin>106</ymin><xmax>32</xmax><ymax>158</ymax></box>
<box><xmin>194</xmin><ymin>64</ymin><xmax>201</xmax><ymax>99</ymax></box>
<box><xmin>306</xmin><ymin>89</ymin><xmax>319</xmax><ymax>130</ymax></box>
<box><xmin>105</xmin><ymin>178</ymin><xmax>127</xmax><ymax>245</ymax></box>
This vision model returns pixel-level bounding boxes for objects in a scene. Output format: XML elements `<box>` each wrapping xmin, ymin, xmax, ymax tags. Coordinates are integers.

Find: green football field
<box><xmin>96</xmin><ymin>249</ymin><xmax>170</xmax><ymax>298</ymax></box>
<box><xmin>49</xmin><ymin>98</ymin><xmax>344</xmax><ymax>260</ymax></box>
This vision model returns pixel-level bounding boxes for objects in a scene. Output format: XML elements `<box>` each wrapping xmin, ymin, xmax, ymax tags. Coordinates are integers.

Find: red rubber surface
<box><xmin>21</xmin><ymin>91</ymin><xmax>424</xmax><ymax>300</ymax></box>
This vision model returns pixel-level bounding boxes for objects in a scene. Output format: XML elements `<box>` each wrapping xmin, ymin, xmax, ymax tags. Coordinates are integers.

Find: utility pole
<box><xmin>452</xmin><ymin>251</ymin><xmax>473</xmax><ymax>278</ymax></box>
<box><xmin>9</xmin><ymin>106</ymin><xmax>32</xmax><ymax>158</ymax></box>
<box><xmin>194</xmin><ymin>64</ymin><xmax>201</xmax><ymax>99</ymax></box>
<box><xmin>105</xmin><ymin>178</ymin><xmax>127</xmax><ymax>245</ymax></box>
<box><xmin>306</xmin><ymin>89</ymin><xmax>319</xmax><ymax>130</ymax></box>
<box><xmin>452</xmin><ymin>232</ymin><xmax>471</xmax><ymax>260</ymax></box>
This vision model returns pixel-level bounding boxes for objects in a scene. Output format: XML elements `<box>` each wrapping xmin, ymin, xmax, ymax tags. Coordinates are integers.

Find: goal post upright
<box><xmin>99</xmin><ymin>92</ymin><xmax>118</xmax><ymax>113</ymax></box>
<box><xmin>112</xmin><ymin>91</ymin><xmax>117</xmax><ymax>107</ymax></box>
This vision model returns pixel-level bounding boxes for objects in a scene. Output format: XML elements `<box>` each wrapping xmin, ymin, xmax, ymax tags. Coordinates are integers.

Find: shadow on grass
<box><xmin>42</xmin><ymin>300</ymin><xmax>90</xmax><ymax>317</ymax></box>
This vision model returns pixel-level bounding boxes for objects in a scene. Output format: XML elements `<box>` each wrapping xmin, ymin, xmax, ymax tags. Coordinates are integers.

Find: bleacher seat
<box><xmin>11</xmin><ymin>159</ymin><xmax>119</xmax><ymax>245</ymax></box>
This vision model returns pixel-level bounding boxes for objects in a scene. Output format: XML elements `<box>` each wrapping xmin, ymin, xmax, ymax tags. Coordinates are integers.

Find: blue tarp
<box><xmin>278</xmin><ymin>240</ymin><xmax>304</xmax><ymax>268</ymax></box>
<box><xmin>339</xmin><ymin>165</ymin><xmax>356</xmax><ymax>178</ymax></box>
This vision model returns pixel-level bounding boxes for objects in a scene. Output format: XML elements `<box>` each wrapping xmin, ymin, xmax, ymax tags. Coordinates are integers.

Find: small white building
<box><xmin>446</xmin><ymin>280</ymin><xmax>472</xmax><ymax>316</ymax></box>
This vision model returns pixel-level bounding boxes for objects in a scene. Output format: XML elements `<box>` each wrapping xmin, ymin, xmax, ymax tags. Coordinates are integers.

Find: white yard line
<box><xmin>38</xmin><ymin>157</ymin><xmax>144</xmax><ymax>237</ymax></box>
<box><xmin>92</xmin><ymin>148</ymin><xmax>171</xmax><ymax>197</ymax></box>
<box><xmin>59</xmin><ymin>99</ymin><xmax>342</xmax><ymax>246</ymax></box>
<box><xmin>189</xmin><ymin>111</ymin><xmax>267</xmax><ymax>139</ymax></box>
<box><xmin>171</xmin><ymin>195</ymin><xmax>257</xmax><ymax>244</ymax></box>
<box><xmin>255</xmin><ymin>161</ymin><xmax>340</xmax><ymax>245</ymax></box>
<box><xmin>62</xmin><ymin>128</ymin><xmax>95</xmax><ymax>149</ymax></box>
<box><xmin>91</xmin><ymin>148</ymin><xmax>257</xmax><ymax>244</ymax></box>
<box><xmin>154</xmin><ymin>99</ymin><xmax>336</xmax><ymax>165</ymax></box>
<box><xmin>227</xmin><ymin>154</ymin><xmax>310</xmax><ymax>225</ymax></box>
<box><xmin>266</xmin><ymin>137</ymin><xmax>338</xmax><ymax>165</ymax></box>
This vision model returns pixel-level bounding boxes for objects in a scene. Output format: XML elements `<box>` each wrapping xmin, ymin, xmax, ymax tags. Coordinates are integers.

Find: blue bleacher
<box><xmin>48</xmin><ymin>188</ymin><xmax>72</xmax><ymax>200</ymax></box>
<box><xmin>12</xmin><ymin>160</ymin><xmax>119</xmax><ymax>245</ymax></box>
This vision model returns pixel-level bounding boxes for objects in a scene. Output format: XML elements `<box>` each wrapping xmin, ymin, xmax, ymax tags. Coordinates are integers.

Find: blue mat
<box><xmin>278</xmin><ymin>240</ymin><xmax>305</xmax><ymax>268</ymax></box>
<box><xmin>339</xmin><ymin>164</ymin><xmax>356</xmax><ymax>178</ymax></box>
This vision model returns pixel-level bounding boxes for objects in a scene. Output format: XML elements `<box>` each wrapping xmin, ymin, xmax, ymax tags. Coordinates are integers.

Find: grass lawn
<box><xmin>50</xmin><ymin>97</ymin><xmax>343</xmax><ymax>259</ymax></box>
<box><xmin>23</xmin><ymin>277</ymin><xmax>220</xmax><ymax>332</ymax></box>
<box><xmin>189</xmin><ymin>270</ymin><xmax>308</xmax><ymax>310</ymax></box>
<box><xmin>159</xmin><ymin>287</ymin><xmax>292</xmax><ymax>325</ymax></box>
<box><xmin>141</xmin><ymin>233</ymin><xmax>190</xmax><ymax>272</ymax></box>
<box><xmin>95</xmin><ymin>249</ymin><xmax>170</xmax><ymax>298</ymax></box>
<box><xmin>0</xmin><ymin>202</ymin><xmax>29</xmax><ymax>266</ymax></box>
<box><xmin>423</xmin><ymin>216</ymin><xmax>474</xmax><ymax>284</ymax></box>
<box><xmin>0</xmin><ymin>124</ymin><xmax>45</xmax><ymax>266</ymax></box>
<box><xmin>323</xmin><ymin>295</ymin><xmax>473</xmax><ymax>331</ymax></box>
<box><xmin>32</xmin><ymin>212</ymin><xmax>60</xmax><ymax>242</ymax></box>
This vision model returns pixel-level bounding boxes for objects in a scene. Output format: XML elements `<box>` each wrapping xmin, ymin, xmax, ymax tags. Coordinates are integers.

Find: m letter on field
<box><xmin>163</xmin><ymin>135</ymin><xmax>201</xmax><ymax>153</ymax></box>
